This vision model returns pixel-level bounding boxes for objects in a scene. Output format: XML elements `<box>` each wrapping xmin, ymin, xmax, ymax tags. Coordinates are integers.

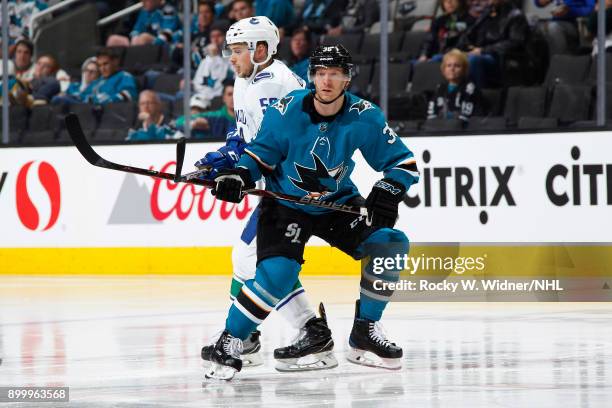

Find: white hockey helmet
<box><xmin>223</xmin><ymin>16</ymin><xmax>280</xmax><ymax>66</ymax></box>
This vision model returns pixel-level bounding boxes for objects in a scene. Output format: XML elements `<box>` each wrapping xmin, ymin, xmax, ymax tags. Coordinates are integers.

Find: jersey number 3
<box><xmin>383</xmin><ymin>123</ymin><xmax>397</xmax><ymax>144</ymax></box>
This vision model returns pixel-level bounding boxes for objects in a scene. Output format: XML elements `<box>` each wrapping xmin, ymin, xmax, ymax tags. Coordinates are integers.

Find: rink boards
<box><xmin>1</xmin><ymin>132</ymin><xmax>612</xmax><ymax>276</ymax></box>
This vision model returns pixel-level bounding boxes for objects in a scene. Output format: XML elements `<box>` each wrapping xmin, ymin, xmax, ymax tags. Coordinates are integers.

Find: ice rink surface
<box><xmin>1</xmin><ymin>275</ymin><xmax>611</xmax><ymax>407</ymax></box>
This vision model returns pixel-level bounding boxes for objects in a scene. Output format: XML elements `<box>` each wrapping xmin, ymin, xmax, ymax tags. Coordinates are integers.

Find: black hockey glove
<box><xmin>212</xmin><ymin>167</ymin><xmax>255</xmax><ymax>203</ymax></box>
<box><xmin>364</xmin><ymin>178</ymin><xmax>406</xmax><ymax>228</ymax></box>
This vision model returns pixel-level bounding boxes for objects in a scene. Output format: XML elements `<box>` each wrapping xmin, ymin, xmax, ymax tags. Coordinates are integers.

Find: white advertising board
<box><xmin>1</xmin><ymin>131</ymin><xmax>611</xmax><ymax>248</ymax></box>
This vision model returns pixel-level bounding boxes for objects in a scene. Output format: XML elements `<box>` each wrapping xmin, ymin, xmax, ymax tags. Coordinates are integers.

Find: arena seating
<box><xmin>5</xmin><ymin>0</ymin><xmax>612</xmax><ymax>146</ymax></box>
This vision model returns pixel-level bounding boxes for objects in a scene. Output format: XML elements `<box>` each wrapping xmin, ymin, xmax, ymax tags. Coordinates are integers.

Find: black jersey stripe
<box><xmin>236</xmin><ymin>289</ymin><xmax>271</xmax><ymax>321</ymax></box>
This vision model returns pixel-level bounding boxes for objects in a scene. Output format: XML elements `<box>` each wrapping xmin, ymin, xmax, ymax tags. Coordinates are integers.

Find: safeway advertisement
<box><xmin>1</xmin><ymin>131</ymin><xmax>611</xmax><ymax>247</ymax></box>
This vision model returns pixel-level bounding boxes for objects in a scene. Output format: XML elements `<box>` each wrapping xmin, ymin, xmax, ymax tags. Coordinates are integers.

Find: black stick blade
<box><xmin>65</xmin><ymin>113</ymin><xmax>103</xmax><ymax>166</ymax></box>
<box><xmin>175</xmin><ymin>137</ymin><xmax>186</xmax><ymax>183</ymax></box>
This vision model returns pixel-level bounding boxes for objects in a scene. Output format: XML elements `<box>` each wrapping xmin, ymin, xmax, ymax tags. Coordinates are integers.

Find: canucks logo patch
<box><xmin>289</xmin><ymin>152</ymin><xmax>347</xmax><ymax>199</ymax></box>
<box><xmin>273</xmin><ymin>95</ymin><xmax>293</xmax><ymax>115</ymax></box>
<box><xmin>349</xmin><ymin>99</ymin><xmax>373</xmax><ymax>115</ymax></box>
<box><xmin>253</xmin><ymin>71</ymin><xmax>274</xmax><ymax>83</ymax></box>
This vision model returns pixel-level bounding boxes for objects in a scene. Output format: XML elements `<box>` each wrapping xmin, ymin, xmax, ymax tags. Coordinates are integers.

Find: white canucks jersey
<box><xmin>233</xmin><ymin>59</ymin><xmax>305</xmax><ymax>142</ymax></box>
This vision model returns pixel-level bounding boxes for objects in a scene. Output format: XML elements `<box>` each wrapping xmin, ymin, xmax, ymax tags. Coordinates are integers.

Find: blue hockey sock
<box><xmin>225</xmin><ymin>256</ymin><xmax>301</xmax><ymax>340</ymax></box>
<box><xmin>359</xmin><ymin>295</ymin><xmax>387</xmax><ymax>322</ymax></box>
<box><xmin>226</xmin><ymin>304</ymin><xmax>259</xmax><ymax>340</ymax></box>
<box><xmin>357</xmin><ymin>228</ymin><xmax>410</xmax><ymax>321</ymax></box>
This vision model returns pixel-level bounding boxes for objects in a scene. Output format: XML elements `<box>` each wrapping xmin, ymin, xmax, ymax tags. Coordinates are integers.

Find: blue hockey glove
<box><xmin>194</xmin><ymin>131</ymin><xmax>246</xmax><ymax>180</ymax></box>
<box><xmin>212</xmin><ymin>167</ymin><xmax>255</xmax><ymax>203</ymax></box>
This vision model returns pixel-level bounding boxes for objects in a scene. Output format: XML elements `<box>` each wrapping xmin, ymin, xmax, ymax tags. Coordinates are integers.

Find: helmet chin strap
<box><xmin>247</xmin><ymin>44</ymin><xmax>273</xmax><ymax>82</ymax></box>
<box><xmin>312</xmin><ymin>82</ymin><xmax>349</xmax><ymax>105</ymax></box>
<box><xmin>313</xmin><ymin>90</ymin><xmax>345</xmax><ymax>105</ymax></box>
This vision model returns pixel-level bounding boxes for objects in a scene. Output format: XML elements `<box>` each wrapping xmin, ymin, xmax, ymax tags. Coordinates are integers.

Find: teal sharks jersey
<box><xmin>237</xmin><ymin>89</ymin><xmax>420</xmax><ymax>214</ymax></box>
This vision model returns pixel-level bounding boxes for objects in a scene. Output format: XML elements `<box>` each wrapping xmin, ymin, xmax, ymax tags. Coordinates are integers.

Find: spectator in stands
<box><xmin>173</xmin><ymin>83</ymin><xmax>236</xmax><ymax>139</ymax></box>
<box><xmin>256</xmin><ymin>0</ymin><xmax>295</xmax><ymax>29</ymax></box>
<box><xmin>288</xmin><ymin>28</ymin><xmax>312</xmax><ymax>82</ymax></box>
<box><xmin>457</xmin><ymin>0</ymin><xmax>529</xmax><ymax>87</ymax></box>
<box><xmin>467</xmin><ymin>0</ymin><xmax>489</xmax><ymax>18</ymax></box>
<box><xmin>1</xmin><ymin>0</ymin><xmax>48</xmax><ymax>52</ymax></box>
<box><xmin>229</xmin><ymin>0</ymin><xmax>255</xmax><ymax>22</ymax></box>
<box><xmin>14</xmin><ymin>39</ymin><xmax>36</xmax><ymax>81</ymax></box>
<box><xmin>326</xmin><ymin>0</ymin><xmax>379</xmax><ymax>36</ymax></box>
<box><xmin>106</xmin><ymin>0</ymin><xmax>182</xmax><ymax>47</ymax></box>
<box><xmin>51</xmin><ymin>57</ymin><xmax>99</xmax><ymax>105</ymax></box>
<box><xmin>28</xmin><ymin>55</ymin><xmax>71</xmax><ymax>106</ymax></box>
<box><xmin>418</xmin><ymin>0</ymin><xmax>475</xmax><ymax>62</ymax></box>
<box><xmin>0</xmin><ymin>39</ymin><xmax>36</xmax><ymax>80</ymax></box>
<box><xmin>170</xmin><ymin>0</ymin><xmax>219</xmax><ymax>71</ymax></box>
<box><xmin>586</xmin><ymin>0</ymin><xmax>612</xmax><ymax>54</ymax></box>
<box><xmin>191</xmin><ymin>1</ymin><xmax>219</xmax><ymax>67</ymax></box>
<box><xmin>535</xmin><ymin>0</ymin><xmax>595</xmax><ymax>53</ymax></box>
<box><xmin>192</xmin><ymin>26</ymin><xmax>235</xmax><ymax>108</ymax></box>
<box><xmin>295</xmin><ymin>0</ymin><xmax>346</xmax><ymax>34</ymax></box>
<box><xmin>60</xmin><ymin>57</ymin><xmax>100</xmax><ymax>102</ymax></box>
<box><xmin>427</xmin><ymin>49</ymin><xmax>483</xmax><ymax>125</ymax></box>
<box><xmin>82</xmin><ymin>48</ymin><xmax>138</xmax><ymax>104</ymax></box>
<box><xmin>126</xmin><ymin>90</ymin><xmax>174</xmax><ymax>141</ymax></box>
<box><xmin>0</xmin><ymin>39</ymin><xmax>35</xmax><ymax>105</ymax></box>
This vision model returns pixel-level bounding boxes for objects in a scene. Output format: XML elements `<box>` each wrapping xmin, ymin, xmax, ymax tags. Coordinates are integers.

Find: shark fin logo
<box><xmin>273</xmin><ymin>95</ymin><xmax>293</xmax><ymax>115</ymax></box>
<box><xmin>288</xmin><ymin>152</ymin><xmax>347</xmax><ymax>198</ymax></box>
<box><xmin>349</xmin><ymin>99</ymin><xmax>373</xmax><ymax>115</ymax></box>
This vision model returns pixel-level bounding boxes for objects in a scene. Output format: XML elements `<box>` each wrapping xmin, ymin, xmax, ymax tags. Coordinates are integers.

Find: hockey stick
<box><xmin>174</xmin><ymin>137</ymin><xmax>186</xmax><ymax>183</ymax></box>
<box><xmin>65</xmin><ymin>114</ymin><xmax>367</xmax><ymax>216</ymax></box>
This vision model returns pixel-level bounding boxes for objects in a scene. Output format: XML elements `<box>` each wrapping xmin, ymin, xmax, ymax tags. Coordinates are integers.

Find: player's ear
<box><xmin>255</xmin><ymin>42</ymin><xmax>268</xmax><ymax>62</ymax></box>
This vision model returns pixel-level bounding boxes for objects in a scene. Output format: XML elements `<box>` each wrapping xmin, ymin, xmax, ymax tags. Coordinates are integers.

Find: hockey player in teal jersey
<box><xmin>205</xmin><ymin>45</ymin><xmax>420</xmax><ymax>380</ymax></box>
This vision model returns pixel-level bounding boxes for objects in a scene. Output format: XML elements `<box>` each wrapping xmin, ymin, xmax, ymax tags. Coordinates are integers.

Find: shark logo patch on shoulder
<box><xmin>273</xmin><ymin>95</ymin><xmax>294</xmax><ymax>115</ymax></box>
<box><xmin>349</xmin><ymin>99</ymin><xmax>373</xmax><ymax>115</ymax></box>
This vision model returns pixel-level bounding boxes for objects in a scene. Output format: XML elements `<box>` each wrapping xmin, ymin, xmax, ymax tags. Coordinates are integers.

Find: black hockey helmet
<box><xmin>308</xmin><ymin>44</ymin><xmax>353</xmax><ymax>82</ymax></box>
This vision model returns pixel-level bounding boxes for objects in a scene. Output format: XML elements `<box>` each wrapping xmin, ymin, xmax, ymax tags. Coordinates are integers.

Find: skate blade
<box><xmin>275</xmin><ymin>351</ymin><xmax>339</xmax><ymax>372</ymax></box>
<box><xmin>203</xmin><ymin>352</ymin><xmax>262</xmax><ymax>368</ymax></box>
<box><xmin>242</xmin><ymin>351</ymin><xmax>263</xmax><ymax>367</ymax></box>
<box><xmin>346</xmin><ymin>348</ymin><xmax>402</xmax><ymax>370</ymax></box>
<box><xmin>204</xmin><ymin>362</ymin><xmax>238</xmax><ymax>381</ymax></box>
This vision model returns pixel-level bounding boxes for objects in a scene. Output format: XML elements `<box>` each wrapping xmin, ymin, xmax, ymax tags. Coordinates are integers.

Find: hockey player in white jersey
<box><xmin>197</xmin><ymin>16</ymin><xmax>338</xmax><ymax>372</ymax></box>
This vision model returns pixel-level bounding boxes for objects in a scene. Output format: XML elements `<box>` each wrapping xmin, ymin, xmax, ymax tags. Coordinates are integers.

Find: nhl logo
<box><xmin>319</xmin><ymin>123</ymin><xmax>328</xmax><ymax>132</ymax></box>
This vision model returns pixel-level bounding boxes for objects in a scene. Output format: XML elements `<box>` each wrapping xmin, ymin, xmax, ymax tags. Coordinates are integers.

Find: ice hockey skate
<box><xmin>204</xmin><ymin>330</ymin><xmax>243</xmax><ymax>381</ymax></box>
<box><xmin>202</xmin><ymin>330</ymin><xmax>262</xmax><ymax>367</ymax></box>
<box><xmin>347</xmin><ymin>300</ymin><xmax>403</xmax><ymax>370</ymax></box>
<box><xmin>274</xmin><ymin>303</ymin><xmax>338</xmax><ymax>372</ymax></box>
